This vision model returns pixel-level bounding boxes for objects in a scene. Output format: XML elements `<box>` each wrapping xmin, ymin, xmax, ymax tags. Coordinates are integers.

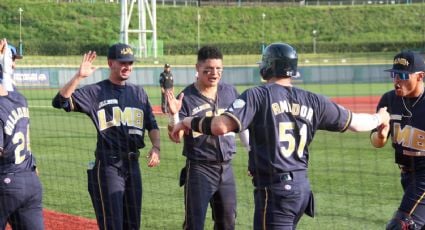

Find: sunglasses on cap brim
<box><xmin>390</xmin><ymin>72</ymin><xmax>410</xmax><ymax>80</ymax></box>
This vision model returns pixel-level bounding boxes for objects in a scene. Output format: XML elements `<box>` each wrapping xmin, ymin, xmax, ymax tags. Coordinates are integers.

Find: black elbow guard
<box><xmin>191</xmin><ymin>117</ymin><xmax>213</xmax><ymax>135</ymax></box>
<box><xmin>52</xmin><ymin>92</ymin><xmax>71</xmax><ymax>110</ymax></box>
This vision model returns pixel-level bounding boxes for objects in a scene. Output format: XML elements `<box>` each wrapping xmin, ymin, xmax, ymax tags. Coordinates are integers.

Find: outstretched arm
<box><xmin>60</xmin><ymin>51</ymin><xmax>97</xmax><ymax>98</ymax></box>
<box><xmin>170</xmin><ymin>114</ymin><xmax>239</xmax><ymax>143</ymax></box>
<box><xmin>348</xmin><ymin>107</ymin><xmax>390</xmax><ymax>132</ymax></box>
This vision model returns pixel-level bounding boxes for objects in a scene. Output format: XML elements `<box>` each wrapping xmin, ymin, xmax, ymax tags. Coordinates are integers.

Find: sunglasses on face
<box><xmin>390</xmin><ymin>72</ymin><xmax>410</xmax><ymax>80</ymax></box>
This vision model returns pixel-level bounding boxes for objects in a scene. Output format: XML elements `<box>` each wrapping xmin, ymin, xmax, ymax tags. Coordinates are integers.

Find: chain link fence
<box><xmin>51</xmin><ymin>0</ymin><xmax>423</xmax><ymax>6</ymax></box>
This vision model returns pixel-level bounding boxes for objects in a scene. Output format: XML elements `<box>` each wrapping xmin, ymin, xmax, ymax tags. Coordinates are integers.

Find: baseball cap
<box><xmin>8</xmin><ymin>44</ymin><xmax>23</xmax><ymax>60</ymax></box>
<box><xmin>164</xmin><ymin>63</ymin><xmax>171</xmax><ymax>68</ymax></box>
<box><xmin>385</xmin><ymin>51</ymin><xmax>425</xmax><ymax>74</ymax></box>
<box><xmin>107</xmin><ymin>43</ymin><xmax>135</xmax><ymax>62</ymax></box>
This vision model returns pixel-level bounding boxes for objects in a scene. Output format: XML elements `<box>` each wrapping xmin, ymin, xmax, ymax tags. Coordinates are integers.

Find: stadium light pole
<box><xmin>312</xmin><ymin>29</ymin><xmax>317</xmax><ymax>54</ymax></box>
<box><xmin>197</xmin><ymin>10</ymin><xmax>201</xmax><ymax>50</ymax></box>
<box><xmin>19</xmin><ymin>7</ymin><xmax>23</xmax><ymax>56</ymax></box>
<box><xmin>262</xmin><ymin>13</ymin><xmax>266</xmax><ymax>52</ymax></box>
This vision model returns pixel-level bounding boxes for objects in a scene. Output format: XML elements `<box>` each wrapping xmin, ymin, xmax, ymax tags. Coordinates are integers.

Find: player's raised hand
<box><xmin>166</xmin><ymin>91</ymin><xmax>184</xmax><ymax>115</ymax></box>
<box><xmin>77</xmin><ymin>51</ymin><xmax>97</xmax><ymax>78</ymax></box>
<box><xmin>147</xmin><ymin>148</ymin><xmax>160</xmax><ymax>167</ymax></box>
<box><xmin>0</xmin><ymin>38</ymin><xmax>7</xmax><ymax>54</ymax></box>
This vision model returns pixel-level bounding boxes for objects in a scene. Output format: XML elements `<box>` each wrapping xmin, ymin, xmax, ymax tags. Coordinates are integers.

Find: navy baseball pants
<box><xmin>253</xmin><ymin>170</ymin><xmax>313</xmax><ymax>230</ymax></box>
<box><xmin>0</xmin><ymin>170</ymin><xmax>44</xmax><ymax>230</ymax></box>
<box><xmin>398</xmin><ymin>169</ymin><xmax>425</xmax><ymax>228</ymax></box>
<box><xmin>183</xmin><ymin>160</ymin><xmax>236</xmax><ymax>230</ymax></box>
<box><xmin>88</xmin><ymin>157</ymin><xmax>142</xmax><ymax>230</ymax></box>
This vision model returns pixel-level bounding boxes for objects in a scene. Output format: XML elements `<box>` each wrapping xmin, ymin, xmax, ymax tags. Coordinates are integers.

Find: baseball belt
<box><xmin>403</xmin><ymin>150</ymin><xmax>425</xmax><ymax>157</ymax></box>
<box><xmin>121</xmin><ymin>152</ymin><xmax>140</xmax><ymax>161</ymax></box>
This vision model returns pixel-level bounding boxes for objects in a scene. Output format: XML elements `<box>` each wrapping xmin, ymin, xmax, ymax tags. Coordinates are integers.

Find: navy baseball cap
<box><xmin>385</xmin><ymin>51</ymin><xmax>425</xmax><ymax>74</ymax></box>
<box><xmin>8</xmin><ymin>44</ymin><xmax>22</xmax><ymax>60</ymax></box>
<box><xmin>107</xmin><ymin>43</ymin><xmax>135</xmax><ymax>62</ymax></box>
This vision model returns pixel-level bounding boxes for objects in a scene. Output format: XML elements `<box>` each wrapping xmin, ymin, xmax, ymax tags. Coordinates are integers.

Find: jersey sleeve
<box><xmin>223</xmin><ymin>88</ymin><xmax>260</xmax><ymax>133</ymax></box>
<box><xmin>144</xmin><ymin>98</ymin><xmax>159</xmax><ymax>131</ymax></box>
<box><xmin>315</xmin><ymin>94</ymin><xmax>352</xmax><ymax>132</ymax></box>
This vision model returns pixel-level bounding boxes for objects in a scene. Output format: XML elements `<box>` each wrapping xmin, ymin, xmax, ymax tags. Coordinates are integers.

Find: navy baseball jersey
<box><xmin>223</xmin><ymin>83</ymin><xmax>352</xmax><ymax>176</ymax></box>
<box><xmin>0</xmin><ymin>91</ymin><xmax>36</xmax><ymax>173</ymax></box>
<box><xmin>376</xmin><ymin>89</ymin><xmax>425</xmax><ymax>168</ymax></box>
<box><xmin>52</xmin><ymin>80</ymin><xmax>158</xmax><ymax>156</ymax></box>
<box><xmin>159</xmin><ymin>71</ymin><xmax>173</xmax><ymax>89</ymax></box>
<box><xmin>179</xmin><ymin>82</ymin><xmax>239</xmax><ymax>162</ymax></box>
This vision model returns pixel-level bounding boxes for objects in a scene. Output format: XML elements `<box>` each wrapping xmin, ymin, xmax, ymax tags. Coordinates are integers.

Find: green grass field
<box><xmin>22</xmin><ymin>83</ymin><xmax>399</xmax><ymax>229</ymax></box>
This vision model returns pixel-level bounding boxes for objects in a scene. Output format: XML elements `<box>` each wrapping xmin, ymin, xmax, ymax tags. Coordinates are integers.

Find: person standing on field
<box><xmin>166</xmin><ymin>45</ymin><xmax>250</xmax><ymax>230</ymax></box>
<box><xmin>0</xmin><ymin>38</ymin><xmax>44</xmax><ymax>230</ymax></box>
<box><xmin>159</xmin><ymin>63</ymin><xmax>174</xmax><ymax>114</ymax></box>
<box><xmin>171</xmin><ymin>42</ymin><xmax>390</xmax><ymax>229</ymax></box>
<box><xmin>52</xmin><ymin>43</ymin><xmax>160</xmax><ymax>230</ymax></box>
<box><xmin>371</xmin><ymin>51</ymin><xmax>425</xmax><ymax>230</ymax></box>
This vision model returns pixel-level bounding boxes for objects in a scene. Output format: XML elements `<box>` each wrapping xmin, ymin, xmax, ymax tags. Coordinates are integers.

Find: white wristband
<box><xmin>168</xmin><ymin>113</ymin><xmax>179</xmax><ymax>125</ymax></box>
<box><xmin>373</xmin><ymin>114</ymin><xmax>381</xmax><ymax>127</ymax></box>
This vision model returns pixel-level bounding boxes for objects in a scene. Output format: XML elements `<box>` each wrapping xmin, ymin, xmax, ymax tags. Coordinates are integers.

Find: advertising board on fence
<box><xmin>13</xmin><ymin>71</ymin><xmax>49</xmax><ymax>87</ymax></box>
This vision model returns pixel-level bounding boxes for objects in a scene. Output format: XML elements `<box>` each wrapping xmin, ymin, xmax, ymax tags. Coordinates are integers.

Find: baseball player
<box><xmin>171</xmin><ymin>42</ymin><xmax>390</xmax><ymax>229</ymax></box>
<box><xmin>51</xmin><ymin>43</ymin><xmax>160</xmax><ymax>230</ymax></box>
<box><xmin>159</xmin><ymin>63</ymin><xmax>174</xmax><ymax>114</ymax></box>
<box><xmin>166</xmin><ymin>45</ymin><xmax>249</xmax><ymax>230</ymax></box>
<box><xmin>371</xmin><ymin>51</ymin><xmax>425</xmax><ymax>229</ymax></box>
<box><xmin>0</xmin><ymin>39</ymin><xmax>44</xmax><ymax>230</ymax></box>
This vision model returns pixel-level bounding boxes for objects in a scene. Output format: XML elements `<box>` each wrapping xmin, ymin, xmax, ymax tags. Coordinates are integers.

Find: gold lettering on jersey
<box><xmin>271</xmin><ymin>100</ymin><xmax>313</xmax><ymax>122</ymax></box>
<box><xmin>98</xmin><ymin>107</ymin><xmax>144</xmax><ymax>131</ymax></box>
<box><xmin>5</xmin><ymin>107</ymin><xmax>30</xmax><ymax>136</ymax></box>
<box><xmin>192</xmin><ymin>103</ymin><xmax>212</xmax><ymax>116</ymax></box>
<box><xmin>99</xmin><ymin>99</ymin><xmax>118</xmax><ymax>109</ymax></box>
<box><xmin>393</xmin><ymin>123</ymin><xmax>425</xmax><ymax>151</ymax></box>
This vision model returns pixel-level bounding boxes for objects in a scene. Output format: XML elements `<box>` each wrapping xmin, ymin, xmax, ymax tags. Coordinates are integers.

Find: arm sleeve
<box><xmin>238</xmin><ymin>129</ymin><xmax>250</xmax><ymax>152</ymax></box>
<box><xmin>349</xmin><ymin>113</ymin><xmax>381</xmax><ymax>132</ymax></box>
<box><xmin>52</xmin><ymin>92</ymin><xmax>73</xmax><ymax>112</ymax></box>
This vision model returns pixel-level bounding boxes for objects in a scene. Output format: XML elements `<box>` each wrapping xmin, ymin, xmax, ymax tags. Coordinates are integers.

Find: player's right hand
<box><xmin>166</xmin><ymin>91</ymin><xmax>184</xmax><ymax>115</ymax></box>
<box><xmin>77</xmin><ymin>51</ymin><xmax>97</xmax><ymax>78</ymax></box>
<box><xmin>377</xmin><ymin>106</ymin><xmax>390</xmax><ymax>127</ymax></box>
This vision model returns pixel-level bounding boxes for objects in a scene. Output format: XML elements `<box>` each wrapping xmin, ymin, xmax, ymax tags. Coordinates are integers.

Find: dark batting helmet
<box><xmin>259</xmin><ymin>42</ymin><xmax>298</xmax><ymax>80</ymax></box>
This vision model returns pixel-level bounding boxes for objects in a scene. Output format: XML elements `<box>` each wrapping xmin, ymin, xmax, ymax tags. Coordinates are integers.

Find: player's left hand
<box><xmin>147</xmin><ymin>148</ymin><xmax>160</xmax><ymax>167</ymax></box>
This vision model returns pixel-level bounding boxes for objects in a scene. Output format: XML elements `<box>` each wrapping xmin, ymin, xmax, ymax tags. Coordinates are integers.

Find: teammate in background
<box><xmin>51</xmin><ymin>43</ymin><xmax>160</xmax><ymax>230</ymax></box>
<box><xmin>0</xmin><ymin>39</ymin><xmax>44</xmax><ymax>229</ymax></box>
<box><xmin>166</xmin><ymin>45</ymin><xmax>249</xmax><ymax>230</ymax></box>
<box><xmin>159</xmin><ymin>63</ymin><xmax>174</xmax><ymax>114</ymax></box>
<box><xmin>371</xmin><ymin>51</ymin><xmax>425</xmax><ymax>229</ymax></box>
<box><xmin>171</xmin><ymin>42</ymin><xmax>390</xmax><ymax>229</ymax></box>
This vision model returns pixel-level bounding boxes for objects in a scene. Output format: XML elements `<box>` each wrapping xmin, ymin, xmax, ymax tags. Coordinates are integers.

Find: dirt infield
<box><xmin>5</xmin><ymin>209</ymin><xmax>98</xmax><ymax>230</ymax></box>
<box><xmin>331</xmin><ymin>95</ymin><xmax>380</xmax><ymax>113</ymax></box>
